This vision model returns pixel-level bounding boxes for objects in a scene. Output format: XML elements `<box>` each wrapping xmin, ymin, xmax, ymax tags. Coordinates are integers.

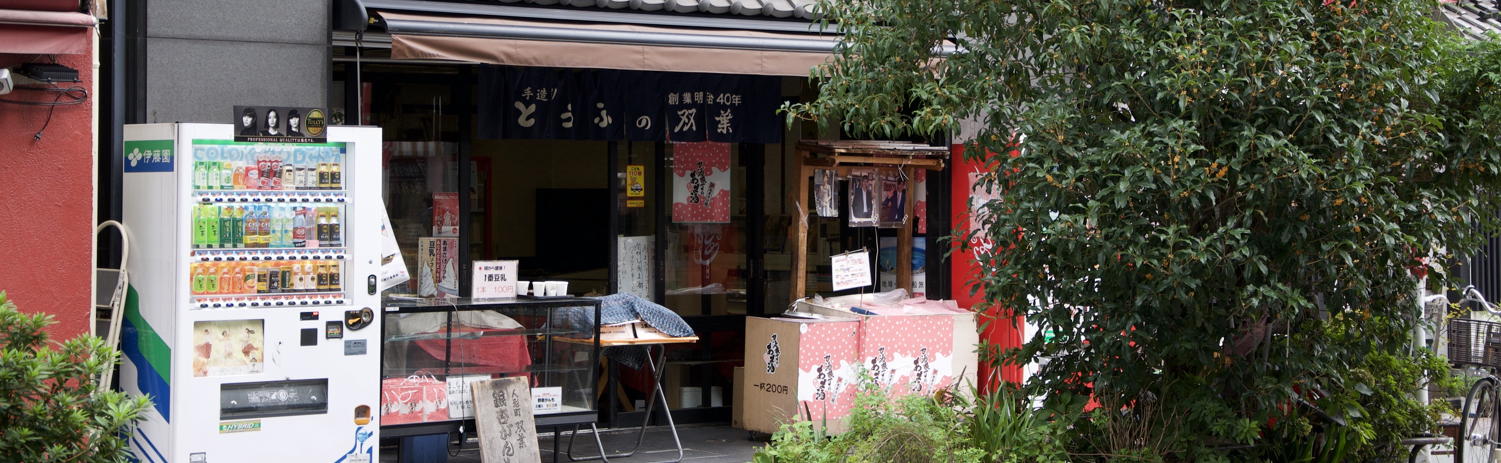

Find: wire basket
<box><xmin>1448</xmin><ymin>318</ymin><xmax>1501</xmax><ymax>369</ymax></box>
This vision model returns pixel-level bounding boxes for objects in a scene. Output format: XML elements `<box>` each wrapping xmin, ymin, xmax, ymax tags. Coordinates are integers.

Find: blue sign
<box><xmin>124</xmin><ymin>140</ymin><xmax>175</xmax><ymax>173</ymax></box>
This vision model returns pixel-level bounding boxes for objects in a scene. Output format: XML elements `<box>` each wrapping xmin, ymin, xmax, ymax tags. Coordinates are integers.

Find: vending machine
<box><xmin>121</xmin><ymin>123</ymin><xmax>383</xmax><ymax>462</ymax></box>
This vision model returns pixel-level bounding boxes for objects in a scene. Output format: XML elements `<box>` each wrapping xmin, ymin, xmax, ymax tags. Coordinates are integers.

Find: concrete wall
<box><xmin>142</xmin><ymin>0</ymin><xmax>329</xmax><ymax>123</ymax></box>
<box><xmin>0</xmin><ymin>39</ymin><xmax>97</xmax><ymax>338</ymax></box>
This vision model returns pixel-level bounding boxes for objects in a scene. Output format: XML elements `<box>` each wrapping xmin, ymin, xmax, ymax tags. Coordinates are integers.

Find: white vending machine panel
<box><xmin>121</xmin><ymin>124</ymin><xmax>382</xmax><ymax>463</ymax></box>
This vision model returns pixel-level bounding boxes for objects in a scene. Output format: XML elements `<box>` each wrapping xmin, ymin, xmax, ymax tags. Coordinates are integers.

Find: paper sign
<box><xmin>418</xmin><ymin>237</ymin><xmax>459</xmax><ymax>297</ymax></box>
<box><xmin>378</xmin><ymin>206</ymin><xmax>409</xmax><ymax>291</ymax></box>
<box><xmin>472</xmin><ymin>260</ymin><xmax>519</xmax><ymax>299</ymax></box>
<box><xmin>617</xmin><ymin>236</ymin><xmax>653</xmax><ymax>299</ymax></box>
<box><xmin>433</xmin><ymin>192</ymin><xmax>459</xmax><ymax>236</ymax></box>
<box><xmin>192</xmin><ymin>319</ymin><xmax>264</xmax><ymax>377</ymax></box>
<box><xmin>831</xmin><ymin>250</ymin><xmax>873</xmax><ymax>291</ymax></box>
<box><xmin>672</xmin><ymin>142</ymin><xmax>731</xmax><ymax>223</ymax></box>
<box><xmin>473</xmin><ymin>377</ymin><xmax>540</xmax><ymax>462</ymax></box>
<box><xmin>532</xmin><ymin>387</ymin><xmax>563</xmax><ymax>414</ymax></box>
<box><xmin>446</xmin><ymin>374</ymin><xmax>492</xmax><ymax>419</ymax></box>
<box><xmin>627</xmin><ymin>165</ymin><xmax>646</xmax><ymax>197</ymax></box>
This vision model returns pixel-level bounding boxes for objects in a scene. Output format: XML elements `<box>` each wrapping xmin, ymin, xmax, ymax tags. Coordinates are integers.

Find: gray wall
<box><xmin>143</xmin><ymin>0</ymin><xmax>329</xmax><ymax>123</ymax></box>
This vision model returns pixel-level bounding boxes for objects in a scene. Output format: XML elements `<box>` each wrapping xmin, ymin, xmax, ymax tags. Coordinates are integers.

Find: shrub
<box><xmin>0</xmin><ymin>291</ymin><xmax>151</xmax><ymax>462</ymax></box>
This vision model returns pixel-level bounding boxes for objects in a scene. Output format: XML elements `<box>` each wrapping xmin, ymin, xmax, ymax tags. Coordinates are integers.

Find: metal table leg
<box><xmin>566</xmin><ymin>345</ymin><xmax>684</xmax><ymax>463</ymax></box>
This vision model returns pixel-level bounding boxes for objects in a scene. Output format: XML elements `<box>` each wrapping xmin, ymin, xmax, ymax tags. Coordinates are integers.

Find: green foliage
<box><xmin>753</xmin><ymin>381</ymin><xmax>1069</xmax><ymax>462</ymax></box>
<box><xmin>0</xmin><ymin>291</ymin><xmax>150</xmax><ymax>462</ymax></box>
<box><xmin>788</xmin><ymin>0</ymin><xmax>1501</xmax><ymax>458</ymax></box>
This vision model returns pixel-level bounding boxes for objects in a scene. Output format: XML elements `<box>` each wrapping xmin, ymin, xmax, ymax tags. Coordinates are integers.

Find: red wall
<box><xmin>950</xmin><ymin>144</ymin><xmax>1024</xmax><ymax>389</ymax></box>
<box><xmin>0</xmin><ymin>45</ymin><xmax>96</xmax><ymax>339</ymax></box>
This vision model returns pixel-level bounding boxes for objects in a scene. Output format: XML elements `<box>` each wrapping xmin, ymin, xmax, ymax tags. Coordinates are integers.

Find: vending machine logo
<box><xmin>124</xmin><ymin>140</ymin><xmax>175</xmax><ymax>173</ymax></box>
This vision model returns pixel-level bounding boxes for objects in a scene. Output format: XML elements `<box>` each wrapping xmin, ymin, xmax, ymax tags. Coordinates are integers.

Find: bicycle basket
<box><xmin>1448</xmin><ymin>318</ymin><xmax>1501</xmax><ymax>368</ymax></box>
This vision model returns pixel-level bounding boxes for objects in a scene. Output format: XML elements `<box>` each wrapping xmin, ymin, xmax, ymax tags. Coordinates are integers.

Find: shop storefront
<box><xmin>329</xmin><ymin>0</ymin><xmax>958</xmax><ymax>432</ymax></box>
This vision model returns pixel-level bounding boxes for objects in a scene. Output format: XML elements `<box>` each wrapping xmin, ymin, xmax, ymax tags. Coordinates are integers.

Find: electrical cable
<box><xmin>0</xmin><ymin>84</ymin><xmax>90</xmax><ymax>141</ymax></box>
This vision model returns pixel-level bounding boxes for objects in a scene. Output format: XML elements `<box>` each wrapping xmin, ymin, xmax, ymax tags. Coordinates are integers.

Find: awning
<box><xmin>0</xmin><ymin>8</ymin><xmax>96</xmax><ymax>55</ymax></box>
<box><xmin>380</xmin><ymin>11</ymin><xmax>836</xmax><ymax>77</ymax></box>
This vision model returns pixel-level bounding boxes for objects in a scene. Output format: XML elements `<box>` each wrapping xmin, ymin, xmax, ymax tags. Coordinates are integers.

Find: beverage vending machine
<box><xmin>121</xmin><ymin>123</ymin><xmax>383</xmax><ymax>462</ymax></box>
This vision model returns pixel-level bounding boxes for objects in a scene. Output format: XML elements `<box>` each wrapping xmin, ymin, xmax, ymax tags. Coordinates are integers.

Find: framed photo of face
<box><xmin>847</xmin><ymin>168</ymin><xmax>878</xmax><ymax>227</ymax></box>
<box><xmin>878</xmin><ymin>169</ymin><xmax>908</xmax><ymax>227</ymax></box>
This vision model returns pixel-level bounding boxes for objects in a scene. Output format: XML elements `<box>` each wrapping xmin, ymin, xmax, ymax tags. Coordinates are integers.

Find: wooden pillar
<box><xmin>790</xmin><ymin>151</ymin><xmax>811</xmax><ymax>304</ymax></box>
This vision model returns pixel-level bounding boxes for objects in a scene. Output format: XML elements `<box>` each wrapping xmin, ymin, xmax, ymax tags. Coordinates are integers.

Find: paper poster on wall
<box><xmin>192</xmin><ymin>319</ymin><xmax>264</xmax><ymax>377</ymax></box>
<box><xmin>672</xmin><ymin>142</ymin><xmax>731</xmax><ymax>223</ymax></box>
<box><xmin>813</xmin><ymin>169</ymin><xmax>837</xmax><ymax>218</ymax></box>
<box><xmin>626</xmin><ymin>165</ymin><xmax>647</xmax><ymax>208</ymax></box>
<box><xmin>446</xmin><ymin>374</ymin><xmax>492</xmax><ymax>419</ymax></box>
<box><xmin>472</xmin><ymin>260</ymin><xmax>519</xmax><ymax>299</ymax></box>
<box><xmin>968</xmin><ymin>171</ymin><xmax>1002</xmax><ymax>236</ymax></box>
<box><xmin>433</xmin><ymin>192</ymin><xmax>459</xmax><ymax>236</ymax></box>
<box><xmin>418</xmin><ymin>237</ymin><xmax>459</xmax><ymax>297</ymax></box>
<box><xmin>617</xmin><ymin>236</ymin><xmax>654</xmax><ymax>299</ymax></box>
<box><xmin>831</xmin><ymin>250</ymin><xmax>874</xmax><ymax>291</ymax></box>
<box><xmin>878</xmin><ymin>170</ymin><xmax>908</xmax><ymax>226</ymax></box>
<box><xmin>847</xmin><ymin>168</ymin><xmax>878</xmax><ymax>227</ymax></box>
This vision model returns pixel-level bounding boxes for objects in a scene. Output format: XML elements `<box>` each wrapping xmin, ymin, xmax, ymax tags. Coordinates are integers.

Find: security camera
<box><xmin>0</xmin><ymin>69</ymin><xmax>12</xmax><ymax>96</ymax></box>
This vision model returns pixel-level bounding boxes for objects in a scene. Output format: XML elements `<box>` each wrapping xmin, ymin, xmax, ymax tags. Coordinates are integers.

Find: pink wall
<box><xmin>0</xmin><ymin>44</ymin><xmax>96</xmax><ymax>339</ymax></box>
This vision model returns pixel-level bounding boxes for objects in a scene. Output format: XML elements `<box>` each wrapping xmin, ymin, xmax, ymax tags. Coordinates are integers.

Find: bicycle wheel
<box><xmin>1461</xmin><ymin>377</ymin><xmax>1500</xmax><ymax>463</ymax></box>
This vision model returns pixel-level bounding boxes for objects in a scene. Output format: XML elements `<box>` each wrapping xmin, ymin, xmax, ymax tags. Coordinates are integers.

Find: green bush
<box><xmin>0</xmin><ymin>291</ymin><xmax>150</xmax><ymax>462</ymax></box>
<box><xmin>753</xmin><ymin>380</ymin><xmax>1070</xmax><ymax>463</ymax></box>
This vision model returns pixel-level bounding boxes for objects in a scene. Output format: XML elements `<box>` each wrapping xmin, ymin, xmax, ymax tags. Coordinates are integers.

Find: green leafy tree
<box><xmin>789</xmin><ymin>0</ymin><xmax>1501</xmax><ymax>458</ymax></box>
<box><xmin>0</xmin><ymin>291</ymin><xmax>150</xmax><ymax>462</ymax></box>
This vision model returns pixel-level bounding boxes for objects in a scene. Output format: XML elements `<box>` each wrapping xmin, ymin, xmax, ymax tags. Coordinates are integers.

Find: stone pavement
<box><xmin>381</xmin><ymin>424</ymin><xmax>766</xmax><ymax>463</ymax></box>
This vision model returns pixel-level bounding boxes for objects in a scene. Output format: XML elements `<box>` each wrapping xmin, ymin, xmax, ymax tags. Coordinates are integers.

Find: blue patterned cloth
<box><xmin>554</xmin><ymin>293</ymin><xmax>696</xmax><ymax>368</ymax></box>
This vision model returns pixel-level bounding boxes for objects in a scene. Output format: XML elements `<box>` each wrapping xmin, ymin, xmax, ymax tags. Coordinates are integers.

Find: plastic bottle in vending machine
<box><xmin>331</xmin><ymin>164</ymin><xmax>342</xmax><ymax>190</ymax></box>
<box><xmin>229</xmin><ymin>206</ymin><xmax>244</xmax><ymax>248</ymax></box>
<box><xmin>267</xmin><ymin>261</ymin><xmax>281</xmax><ymax>293</ymax></box>
<box><xmin>329</xmin><ymin>261</ymin><xmax>341</xmax><ymax>291</ymax></box>
<box><xmin>259</xmin><ymin>206</ymin><xmax>273</xmax><ymax>248</ymax></box>
<box><xmin>247</xmin><ymin>206</ymin><xmax>262</xmax><ymax>248</ymax></box>
<box><xmin>232</xmin><ymin>164</ymin><xmax>247</xmax><ymax>190</ymax></box>
<box><xmin>246</xmin><ymin>159</ymin><xmax>260</xmax><ymax>190</ymax></box>
<box><xmin>269</xmin><ymin>157</ymin><xmax>282</xmax><ymax>190</ymax></box>
<box><xmin>220</xmin><ymin>161</ymin><xmax>233</xmax><ymax>190</ymax></box>
<box><xmin>205</xmin><ymin>206</ymin><xmax>221</xmax><ymax>248</ymax></box>
<box><xmin>292</xmin><ymin>206</ymin><xmax>307</xmax><ymax>248</ymax></box>
<box><xmin>241</xmin><ymin>264</ymin><xmax>258</xmax><ymax>294</ymax></box>
<box><xmin>218</xmin><ymin>263</ymin><xmax>233</xmax><ymax>294</ymax></box>
<box><xmin>193</xmin><ymin>162</ymin><xmax>206</xmax><ymax>190</ymax></box>
<box><xmin>229</xmin><ymin>264</ymin><xmax>245</xmax><ymax>294</ymax></box>
<box><xmin>317</xmin><ymin>163</ymin><xmax>331</xmax><ymax>190</ymax></box>
<box><xmin>280</xmin><ymin>262</ymin><xmax>293</xmax><ymax>293</ymax></box>
<box><xmin>329</xmin><ymin>208</ymin><xmax>342</xmax><ymax>247</ymax></box>
<box><xmin>278</xmin><ymin>207</ymin><xmax>293</xmax><ymax>248</ymax></box>
<box><xmin>282</xmin><ymin>164</ymin><xmax>296</xmax><ymax>191</ymax></box>
<box><xmin>204</xmin><ymin>263</ymin><xmax>220</xmax><ymax>294</ymax></box>
<box><xmin>316</xmin><ymin>209</ymin><xmax>330</xmax><ymax>246</ymax></box>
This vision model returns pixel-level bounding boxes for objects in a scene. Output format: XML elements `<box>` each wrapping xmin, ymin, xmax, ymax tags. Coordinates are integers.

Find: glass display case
<box><xmin>379</xmin><ymin>297</ymin><xmax>602</xmax><ymax>437</ymax></box>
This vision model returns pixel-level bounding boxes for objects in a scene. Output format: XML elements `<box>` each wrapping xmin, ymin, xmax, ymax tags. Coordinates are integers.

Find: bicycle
<box><xmin>1444</xmin><ymin>286</ymin><xmax>1501</xmax><ymax>463</ymax></box>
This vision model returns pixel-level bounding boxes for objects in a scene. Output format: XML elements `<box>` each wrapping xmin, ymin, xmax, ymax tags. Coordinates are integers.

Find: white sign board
<box><xmin>532</xmin><ymin>387</ymin><xmax>562</xmax><ymax>414</ymax></box>
<box><xmin>473</xmin><ymin>377</ymin><xmax>540</xmax><ymax>462</ymax></box>
<box><xmin>471</xmin><ymin>260</ymin><xmax>518</xmax><ymax>299</ymax></box>
<box><xmin>446</xmin><ymin>374</ymin><xmax>491</xmax><ymax>419</ymax></box>
<box><xmin>831</xmin><ymin>250</ymin><xmax>873</xmax><ymax>291</ymax></box>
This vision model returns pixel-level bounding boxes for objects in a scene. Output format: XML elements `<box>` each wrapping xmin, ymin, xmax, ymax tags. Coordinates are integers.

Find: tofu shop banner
<box><xmin>478</xmin><ymin>66</ymin><xmax>783</xmax><ymax>143</ymax></box>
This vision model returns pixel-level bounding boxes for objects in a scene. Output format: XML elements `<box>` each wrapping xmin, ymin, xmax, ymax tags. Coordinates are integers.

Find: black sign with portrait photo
<box><xmin>234</xmin><ymin>106</ymin><xmax>329</xmax><ymax>143</ymax></box>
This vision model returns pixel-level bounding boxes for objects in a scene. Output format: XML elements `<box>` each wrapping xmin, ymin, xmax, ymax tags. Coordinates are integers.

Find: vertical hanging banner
<box><xmin>672</xmin><ymin>142</ymin><xmax>731</xmax><ymax>223</ymax></box>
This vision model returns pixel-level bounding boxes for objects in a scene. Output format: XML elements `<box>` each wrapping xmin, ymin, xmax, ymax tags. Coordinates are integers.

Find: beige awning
<box><xmin>381</xmin><ymin>11</ymin><xmax>835</xmax><ymax>77</ymax></box>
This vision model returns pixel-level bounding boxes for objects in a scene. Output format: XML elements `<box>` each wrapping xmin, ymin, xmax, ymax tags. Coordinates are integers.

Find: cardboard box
<box><xmin>732</xmin><ymin>367</ymin><xmax>745</xmax><ymax>429</ymax></box>
<box><xmin>742</xmin><ymin>317</ymin><xmax>860</xmax><ymax>435</ymax></box>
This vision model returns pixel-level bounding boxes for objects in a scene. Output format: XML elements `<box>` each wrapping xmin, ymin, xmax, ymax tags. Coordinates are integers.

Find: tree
<box><xmin>0</xmin><ymin>291</ymin><xmax>150</xmax><ymax>462</ymax></box>
<box><xmin>789</xmin><ymin>0</ymin><xmax>1501</xmax><ymax>459</ymax></box>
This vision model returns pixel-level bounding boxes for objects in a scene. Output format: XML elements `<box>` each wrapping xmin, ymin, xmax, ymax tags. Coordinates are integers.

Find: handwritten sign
<box><xmin>617</xmin><ymin>236</ymin><xmax>653</xmax><ymax>299</ymax></box>
<box><xmin>473</xmin><ymin>377</ymin><xmax>540</xmax><ymax>462</ymax></box>
<box><xmin>831</xmin><ymin>250</ymin><xmax>873</xmax><ymax>291</ymax></box>
<box><xmin>472</xmin><ymin>260</ymin><xmax>519</xmax><ymax>299</ymax></box>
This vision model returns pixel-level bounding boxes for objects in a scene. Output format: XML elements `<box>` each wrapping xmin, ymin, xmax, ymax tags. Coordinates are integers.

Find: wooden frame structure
<box><xmin>789</xmin><ymin>141</ymin><xmax>949</xmax><ymax>303</ymax></box>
